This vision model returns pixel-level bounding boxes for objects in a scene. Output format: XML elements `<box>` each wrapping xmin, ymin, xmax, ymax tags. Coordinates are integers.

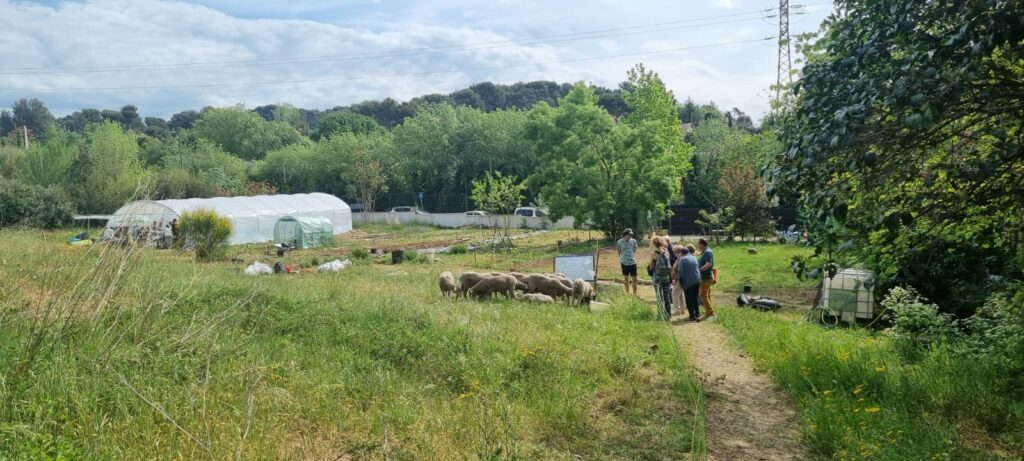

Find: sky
<box><xmin>0</xmin><ymin>0</ymin><xmax>832</xmax><ymax>121</ymax></box>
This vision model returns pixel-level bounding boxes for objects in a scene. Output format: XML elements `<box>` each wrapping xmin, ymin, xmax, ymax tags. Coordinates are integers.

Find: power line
<box><xmin>0</xmin><ymin>9</ymin><xmax>781</xmax><ymax>75</ymax></box>
<box><xmin>1</xmin><ymin>37</ymin><xmax>775</xmax><ymax>93</ymax></box>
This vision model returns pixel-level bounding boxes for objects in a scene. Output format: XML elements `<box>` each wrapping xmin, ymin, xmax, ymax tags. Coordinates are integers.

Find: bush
<box><xmin>351</xmin><ymin>248</ymin><xmax>369</xmax><ymax>260</ymax></box>
<box><xmin>404</xmin><ymin>250</ymin><xmax>419</xmax><ymax>263</ymax></box>
<box><xmin>882</xmin><ymin>287</ymin><xmax>955</xmax><ymax>357</ymax></box>
<box><xmin>177</xmin><ymin>208</ymin><xmax>232</xmax><ymax>261</ymax></box>
<box><xmin>0</xmin><ymin>177</ymin><xmax>74</xmax><ymax>229</ymax></box>
<box><xmin>449</xmin><ymin>244</ymin><xmax>468</xmax><ymax>255</ymax></box>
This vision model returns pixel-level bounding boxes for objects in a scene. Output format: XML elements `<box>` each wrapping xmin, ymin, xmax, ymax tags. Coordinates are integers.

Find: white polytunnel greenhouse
<box><xmin>106</xmin><ymin>193</ymin><xmax>352</xmax><ymax>245</ymax></box>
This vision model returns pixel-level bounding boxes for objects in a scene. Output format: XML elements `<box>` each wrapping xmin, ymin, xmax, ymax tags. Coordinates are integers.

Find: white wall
<box><xmin>353</xmin><ymin>212</ymin><xmax>577</xmax><ymax>230</ymax></box>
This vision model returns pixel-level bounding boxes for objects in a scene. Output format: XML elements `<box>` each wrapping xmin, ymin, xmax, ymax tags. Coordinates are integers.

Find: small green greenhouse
<box><xmin>273</xmin><ymin>216</ymin><xmax>334</xmax><ymax>248</ymax></box>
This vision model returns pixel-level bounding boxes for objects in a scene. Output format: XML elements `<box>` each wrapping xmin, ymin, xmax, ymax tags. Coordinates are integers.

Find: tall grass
<box><xmin>717</xmin><ymin>307</ymin><xmax>1024</xmax><ymax>460</ymax></box>
<box><xmin>0</xmin><ymin>229</ymin><xmax>704</xmax><ymax>459</ymax></box>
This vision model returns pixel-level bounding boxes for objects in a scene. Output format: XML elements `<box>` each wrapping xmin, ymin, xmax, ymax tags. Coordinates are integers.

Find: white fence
<box><xmin>354</xmin><ymin>212</ymin><xmax>577</xmax><ymax>230</ymax></box>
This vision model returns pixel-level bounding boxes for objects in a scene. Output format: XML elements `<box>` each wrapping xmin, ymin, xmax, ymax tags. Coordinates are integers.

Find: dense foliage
<box><xmin>774</xmin><ymin>0</ymin><xmax>1024</xmax><ymax>315</ymax></box>
<box><xmin>1</xmin><ymin>72</ymin><xmax>777</xmax><ymax>226</ymax></box>
<box><xmin>0</xmin><ymin>177</ymin><xmax>74</xmax><ymax>228</ymax></box>
<box><xmin>526</xmin><ymin>67</ymin><xmax>691</xmax><ymax>237</ymax></box>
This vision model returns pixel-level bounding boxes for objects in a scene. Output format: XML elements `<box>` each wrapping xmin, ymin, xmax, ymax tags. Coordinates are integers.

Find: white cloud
<box><xmin>0</xmin><ymin>0</ymin><xmax>567</xmax><ymax>116</ymax></box>
<box><xmin>0</xmin><ymin>0</ymin><xmax>830</xmax><ymax>120</ymax></box>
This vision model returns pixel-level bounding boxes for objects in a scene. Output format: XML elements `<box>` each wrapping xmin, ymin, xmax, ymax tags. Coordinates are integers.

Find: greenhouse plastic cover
<box><xmin>108</xmin><ymin>193</ymin><xmax>352</xmax><ymax>245</ymax></box>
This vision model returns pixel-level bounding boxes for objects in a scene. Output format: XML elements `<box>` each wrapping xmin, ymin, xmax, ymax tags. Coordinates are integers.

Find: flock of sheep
<box><xmin>438</xmin><ymin>270</ymin><xmax>596</xmax><ymax>307</ymax></box>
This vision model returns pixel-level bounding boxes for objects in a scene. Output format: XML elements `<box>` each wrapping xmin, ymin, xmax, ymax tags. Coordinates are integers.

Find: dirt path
<box><xmin>673</xmin><ymin>317</ymin><xmax>808</xmax><ymax>460</ymax></box>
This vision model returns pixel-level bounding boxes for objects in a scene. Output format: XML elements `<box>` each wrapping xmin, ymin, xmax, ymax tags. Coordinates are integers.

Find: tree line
<box><xmin>0</xmin><ymin>68</ymin><xmax>778</xmax><ymax>236</ymax></box>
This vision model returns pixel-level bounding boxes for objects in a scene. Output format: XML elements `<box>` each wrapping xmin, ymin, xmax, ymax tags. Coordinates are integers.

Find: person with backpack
<box><xmin>648</xmin><ymin>236</ymin><xmax>673</xmax><ymax>321</ymax></box>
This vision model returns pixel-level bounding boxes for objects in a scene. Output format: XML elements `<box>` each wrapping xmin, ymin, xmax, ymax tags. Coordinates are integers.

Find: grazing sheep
<box><xmin>438</xmin><ymin>271</ymin><xmax>457</xmax><ymax>300</ymax></box>
<box><xmin>747</xmin><ymin>248</ymin><xmax>759</xmax><ymax>255</ymax></box>
<box><xmin>543</xmin><ymin>273</ymin><xmax>574</xmax><ymax>289</ymax></box>
<box><xmin>572</xmin><ymin>279</ymin><xmax>596</xmax><ymax>307</ymax></box>
<box><xmin>516</xmin><ymin>293</ymin><xmax>555</xmax><ymax>303</ymax></box>
<box><xmin>526</xmin><ymin>274</ymin><xmax>573</xmax><ymax>300</ymax></box>
<box><xmin>508</xmin><ymin>272</ymin><xmax>529</xmax><ymax>285</ymax></box>
<box><xmin>457</xmin><ymin>271</ymin><xmax>487</xmax><ymax>299</ymax></box>
<box><xmin>468</xmin><ymin>274</ymin><xmax>519</xmax><ymax>300</ymax></box>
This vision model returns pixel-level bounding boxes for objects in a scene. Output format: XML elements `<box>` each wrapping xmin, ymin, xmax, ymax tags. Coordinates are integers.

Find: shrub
<box><xmin>882</xmin><ymin>287</ymin><xmax>955</xmax><ymax>357</ymax></box>
<box><xmin>0</xmin><ymin>177</ymin><xmax>74</xmax><ymax>229</ymax></box>
<box><xmin>351</xmin><ymin>248</ymin><xmax>369</xmax><ymax>260</ymax></box>
<box><xmin>961</xmin><ymin>285</ymin><xmax>1024</xmax><ymax>391</ymax></box>
<box><xmin>177</xmin><ymin>208</ymin><xmax>232</xmax><ymax>261</ymax></box>
<box><xmin>449</xmin><ymin>244</ymin><xmax>468</xmax><ymax>255</ymax></box>
<box><xmin>404</xmin><ymin>250</ymin><xmax>419</xmax><ymax>263</ymax></box>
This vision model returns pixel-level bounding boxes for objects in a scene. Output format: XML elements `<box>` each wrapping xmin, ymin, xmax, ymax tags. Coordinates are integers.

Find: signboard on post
<box><xmin>554</xmin><ymin>254</ymin><xmax>596</xmax><ymax>282</ymax></box>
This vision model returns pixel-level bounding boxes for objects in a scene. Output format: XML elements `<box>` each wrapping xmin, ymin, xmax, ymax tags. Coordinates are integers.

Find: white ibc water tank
<box><xmin>821</xmin><ymin>269</ymin><xmax>876</xmax><ymax>322</ymax></box>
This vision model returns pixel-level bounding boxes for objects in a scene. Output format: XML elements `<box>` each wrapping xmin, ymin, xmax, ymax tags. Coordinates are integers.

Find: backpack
<box><xmin>654</xmin><ymin>250</ymin><xmax>672</xmax><ymax>277</ymax></box>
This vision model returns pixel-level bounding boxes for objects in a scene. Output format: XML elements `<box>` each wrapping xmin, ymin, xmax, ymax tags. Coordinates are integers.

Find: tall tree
<box><xmin>73</xmin><ymin>122</ymin><xmax>153</xmax><ymax>213</ymax></box>
<box><xmin>11</xmin><ymin>98</ymin><xmax>55</xmax><ymax>139</ymax></box>
<box><xmin>774</xmin><ymin>0</ymin><xmax>1024</xmax><ymax>315</ymax></box>
<box><xmin>16</xmin><ymin>130</ymin><xmax>76</xmax><ymax>187</ymax></box>
<box><xmin>315</xmin><ymin>111</ymin><xmax>384</xmax><ymax>140</ymax></box>
<box><xmin>525</xmin><ymin>82</ymin><xmax>687</xmax><ymax>237</ymax></box>
<box><xmin>192</xmin><ymin>107</ymin><xmax>304</xmax><ymax>161</ymax></box>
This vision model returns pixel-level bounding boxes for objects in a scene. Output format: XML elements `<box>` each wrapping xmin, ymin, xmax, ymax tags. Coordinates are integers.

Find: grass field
<box><xmin>6</xmin><ymin>225</ymin><xmax>1018</xmax><ymax>460</ymax></box>
<box><xmin>0</xmin><ymin>227</ymin><xmax>704</xmax><ymax>460</ymax></box>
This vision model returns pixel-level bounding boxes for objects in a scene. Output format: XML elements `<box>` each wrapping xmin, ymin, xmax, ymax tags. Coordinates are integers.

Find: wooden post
<box><xmin>593</xmin><ymin>242</ymin><xmax>600</xmax><ymax>283</ymax></box>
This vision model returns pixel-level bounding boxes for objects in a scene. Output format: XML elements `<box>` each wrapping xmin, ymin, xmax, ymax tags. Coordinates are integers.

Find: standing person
<box><xmin>616</xmin><ymin>228</ymin><xmax>639</xmax><ymax>295</ymax></box>
<box><xmin>697</xmin><ymin>238</ymin><xmax>717</xmax><ymax>320</ymax></box>
<box><xmin>671</xmin><ymin>246</ymin><xmax>686</xmax><ymax>316</ymax></box>
<box><xmin>679</xmin><ymin>246</ymin><xmax>702</xmax><ymax>321</ymax></box>
<box><xmin>648</xmin><ymin>236</ymin><xmax>673</xmax><ymax>321</ymax></box>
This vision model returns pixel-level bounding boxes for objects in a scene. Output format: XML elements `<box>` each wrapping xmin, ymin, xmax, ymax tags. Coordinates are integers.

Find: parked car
<box><xmin>513</xmin><ymin>207</ymin><xmax>548</xmax><ymax>218</ymax></box>
<box><xmin>390</xmin><ymin>206</ymin><xmax>428</xmax><ymax>214</ymax></box>
<box><xmin>349</xmin><ymin>203</ymin><xmax>365</xmax><ymax>212</ymax></box>
<box><xmin>465</xmin><ymin>210</ymin><xmax>487</xmax><ymax>216</ymax></box>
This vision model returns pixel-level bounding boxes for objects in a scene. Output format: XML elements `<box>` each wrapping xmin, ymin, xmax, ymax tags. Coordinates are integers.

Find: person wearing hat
<box><xmin>616</xmin><ymin>228</ymin><xmax>639</xmax><ymax>294</ymax></box>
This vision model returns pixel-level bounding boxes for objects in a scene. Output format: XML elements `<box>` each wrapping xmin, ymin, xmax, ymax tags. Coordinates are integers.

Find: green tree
<box><xmin>11</xmin><ymin>98</ymin><xmax>56</xmax><ymax>140</ymax></box>
<box><xmin>156</xmin><ymin>138</ymin><xmax>248</xmax><ymax>198</ymax></box>
<box><xmin>191</xmin><ymin>107</ymin><xmax>304</xmax><ymax>160</ymax></box>
<box><xmin>16</xmin><ymin>130</ymin><xmax>76</xmax><ymax>188</ymax></box>
<box><xmin>74</xmin><ymin>122</ymin><xmax>153</xmax><ymax>213</ymax></box>
<box><xmin>342</xmin><ymin>149</ymin><xmax>389</xmax><ymax>217</ymax></box>
<box><xmin>315</xmin><ymin>111</ymin><xmax>384</xmax><ymax>140</ymax></box>
<box><xmin>773</xmin><ymin>0</ymin><xmax>1024</xmax><ymax>316</ymax></box>
<box><xmin>717</xmin><ymin>166</ymin><xmax>774</xmax><ymax>240</ymax></box>
<box><xmin>470</xmin><ymin>171</ymin><xmax>524</xmax><ymax>245</ymax></box>
<box><xmin>525</xmin><ymin>82</ymin><xmax>688</xmax><ymax>237</ymax></box>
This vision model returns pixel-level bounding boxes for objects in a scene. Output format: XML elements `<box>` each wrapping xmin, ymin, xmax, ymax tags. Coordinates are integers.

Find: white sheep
<box><xmin>516</xmin><ymin>293</ymin><xmax>555</xmax><ymax>303</ymax></box>
<box><xmin>526</xmin><ymin>274</ymin><xmax>573</xmax><ymax>300</ymax></box>
<box><xmin>468</xmin><ymin>274</ymin><xmax>520</xmax><ymax>300</ymax></box>
<box><xmin>572</xmin><ymin>278</ymin><xmax>596</xmax><ymax>307</ymax></box>
<box><xmin>457</xmin><ymin>271</ymin><xmax>487</xmax><ymax>300</ymax></box>
<box><xmin>438</xmin><ymin>271</ymin><xmax>457</xmax><ymax>300</ymax></box>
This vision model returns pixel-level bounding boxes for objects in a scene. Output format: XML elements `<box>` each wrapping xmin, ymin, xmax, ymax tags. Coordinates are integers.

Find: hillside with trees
<box><xmin>0</xmin><ymin>71</ymin><xmax>776</xmax><ymax>233</ymax></box>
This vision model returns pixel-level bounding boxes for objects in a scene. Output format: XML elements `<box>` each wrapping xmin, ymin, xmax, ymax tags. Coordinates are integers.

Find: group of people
<box><xmin>616</xmin><ymin>228</ymin><xmax>716</xmax><ymax>322</ymax></box>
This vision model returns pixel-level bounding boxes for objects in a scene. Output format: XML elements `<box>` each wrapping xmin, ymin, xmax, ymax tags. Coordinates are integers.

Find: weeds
<box><xmin>0</xmin><ymin>229</ymin><xmax>704</xmax><ymax>459</ymax></box>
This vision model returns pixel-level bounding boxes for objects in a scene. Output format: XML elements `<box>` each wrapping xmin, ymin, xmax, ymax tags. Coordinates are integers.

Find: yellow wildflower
<box><xmin>875</xmin><ymin>366</ymin><xmax>886</xmax><ymax>373</ymax></box>
<box><xmin>865</xmin><ymin>407</ymin><xmax>881</xmax><ymax>414</ymax></box>
<box><xmin>822</xmin><ymin>389</ymin><xmax>833</xmax><ymax>396</ymax></box>
<box><xmin>853</xmin><ymin>386</ymin><xmax>863</xmax><ymax>395</ymax></box>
